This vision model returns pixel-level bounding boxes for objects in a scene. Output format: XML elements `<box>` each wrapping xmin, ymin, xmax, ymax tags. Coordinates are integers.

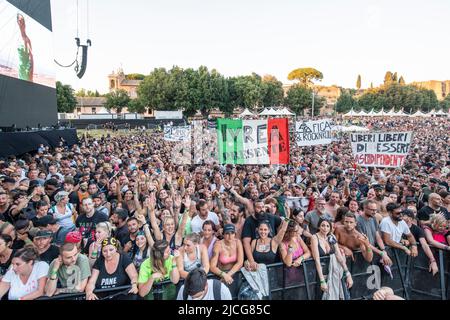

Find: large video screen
<box><xmin>0</xmin><ymin>0</ymin><xmax>55</xmax><ymax>87</ymax></box>
<box><xmin>0</xmin><ymin>0</ymin><xmax>57</xmax><ymax>128</ymax></box>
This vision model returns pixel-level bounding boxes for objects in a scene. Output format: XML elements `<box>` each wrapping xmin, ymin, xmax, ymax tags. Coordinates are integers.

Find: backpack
<box><xmin>183</xmin><ymin>279</ymin><xmax>222</xmax><ymax>300</ymax></box>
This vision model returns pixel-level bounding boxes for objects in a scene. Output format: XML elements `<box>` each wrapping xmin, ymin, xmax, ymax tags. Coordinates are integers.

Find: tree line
<box><xmin>56</xmin><ymin>67</ymin><xmax>326</xmax><ymax>116</ymax></box>
<box><xmin>336</xmin><ymin>71</ymin><xmax>450</xmax><ymax>114</ymax></box>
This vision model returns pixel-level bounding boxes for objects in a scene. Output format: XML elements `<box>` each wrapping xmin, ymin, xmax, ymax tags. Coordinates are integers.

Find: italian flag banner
<box><xmin>217</xmin><ymin>118</ymin><xmax>290</xmax><ymax>164</ymax></box>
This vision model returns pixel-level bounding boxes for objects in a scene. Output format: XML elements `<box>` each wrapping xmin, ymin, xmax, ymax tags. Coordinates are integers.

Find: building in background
<box><xmin>108</xmin><ymin>68</ymin><xmax>142</xmax><ymax>98</ymax></box>
<box><xmin>410</xmin><ymin>80</ymin><xmax>450</xmax><ymax>100</ymax></box>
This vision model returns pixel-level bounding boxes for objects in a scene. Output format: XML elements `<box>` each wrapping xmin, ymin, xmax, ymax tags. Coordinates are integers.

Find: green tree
<box><xmin>440</xmin><ymin>94</ymin><xmax>450</xmax><ymax>112</ymax></box>
<box><xmin>231</xmin><ymin>74</ymin><xmax>265</xmax><ymax>110</ymax></box>
<box><xmin>284</xmin><ymin>84</ymin><xmax>324</xmax><ymax>116</ymax></box>
<box><xmin>336</xmin><ymin>91</ymin><xmax>357</xmax><ymax>113</ymax></box>
<box><xmin>127</xmin><ymin>98</ymin><xmax>147</xmax><ymax>113</ymax></box>
<box><xmin>104</xmin><ymin>89</ymin><xmax>130</xmax><ymax>113</ymax></box>
<box><xmin>370</xmin><ymin>82</ymin><xmax>374</xmax><ymax>89</ymax></box>
<box><xmin>261</xmin><ymin>75</ymin><xmax>284</xmax><ymax>107</ymax></box>
<box><xmin>75</xmin><ymin>88</ymin><xmax>86</xmax><ymax>97</ymax></box>
<box><xmin>126</xmin><ymin>73</ymin><xmax>145</xmax><ymax>80</ymax></box>
<box><xmin>137</xmin><ymin>67</ymin><xmax>172</xmax><ymax>110</ymax></box>
<box><xmin>384</xmin><ymin>71</ymin><xmax>394</xmax><ymax>85</ymax></box>
<box><xmin>393</xmin><ymin>72</ymin><xmax>398</xmax><ymax>82</ymax></box>
<box><xmin>287</xmin><ymin>67</ymin><xmax>323</xmax><ymax>87</ymax></box>
<box><xmin>356</xmin><ymin>74</ymin><xmax>361</xmax><ymax>90</ymax></box>
<box><xmin>399</xmin><ymin>76</ymin><xmax>405</xmax><ymax>85</ymax></box>
<box><xmin>56</xmin><ymin>81</ymin><xmax>77</xmax><ymax>113</ymax></box>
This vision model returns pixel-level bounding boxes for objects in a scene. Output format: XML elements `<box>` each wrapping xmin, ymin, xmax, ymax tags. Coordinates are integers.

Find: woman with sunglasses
<box><xmin>85</xmin><ymin>237</ymin><xmax>139</xmax><ymax>300</ymax></box>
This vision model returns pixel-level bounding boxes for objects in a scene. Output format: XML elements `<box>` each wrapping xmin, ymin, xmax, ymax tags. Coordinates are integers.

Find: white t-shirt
<box><xmin>380</xmin><ymin>217</ymin><xmax>411</xmax><ymax>243</ymax></box>
<box><xmin>176</xmin><ymin>279</ymin><xmax>232</xmax><ymax>300</ymax></box>
<box><xmin>190</xmin><ymin>212</ymin><xmax>220</xmax><ymax>233</ymax></box>
<box><xmin>3</xmin><ymin>261</ymin><xmax>49</xmax><ymax>300</ymax></box>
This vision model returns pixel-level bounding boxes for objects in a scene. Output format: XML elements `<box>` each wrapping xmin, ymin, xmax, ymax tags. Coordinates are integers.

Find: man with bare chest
<box><xmin>335</xmin><ymin>213</ymin><xmax>373</xmax><ymax>262</ymax></box>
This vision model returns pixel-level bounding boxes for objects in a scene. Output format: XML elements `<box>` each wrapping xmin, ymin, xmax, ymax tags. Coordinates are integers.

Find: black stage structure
<box><xmin>0</xmin><ymin>128</ymin><xmax>78</xmax><ymax>157</ymax></box>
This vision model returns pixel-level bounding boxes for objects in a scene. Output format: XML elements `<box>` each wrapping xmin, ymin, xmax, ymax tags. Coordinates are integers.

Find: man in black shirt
<box><xmin>417</xmin><ymin>193</ymin><xmax>450</xmax><ymax>226</ymax></box>
<box><xmin>111</xmin><ymin>208</ymin><xmax>130</xmax><ymax>247</ymax></box>
<box><xmin>76</xmin><ymin>197</ymin><xmax>108</xmax><ymax>251</ymax></box>
<box><xmin>33</xmin><ymin>230</ymin><xmax>59</xmax><ymax>264</ymax></box>
<box><xmin>401</xmin><ymin>209</ymin><xmax>438</xmax><ymax>275</ymax></box>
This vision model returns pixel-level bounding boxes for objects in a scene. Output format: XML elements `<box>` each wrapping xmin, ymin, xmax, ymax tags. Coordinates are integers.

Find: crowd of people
<box><xmin>0</xmin><ymin>116</ymin><xmax>448</xmax><ymax>300</ymax></box>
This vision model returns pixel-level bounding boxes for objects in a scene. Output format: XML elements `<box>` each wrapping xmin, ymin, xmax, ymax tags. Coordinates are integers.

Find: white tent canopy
<box><xmin>239</xmin><ymin>108</ymin><xmax>255</xmax><ymax>117</ymax></box>
<box><xmin>343</xmin><ymin>109</ymin><xmax>358</xmax><ymax>117</ymax></box>
<box><xmin>279</xmin><ymin>107</ymin><xmax>295</xmax><ymax>116</ymax></box>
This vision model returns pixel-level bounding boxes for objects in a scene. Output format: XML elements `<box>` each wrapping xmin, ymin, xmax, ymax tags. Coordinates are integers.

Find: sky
<box><xmin>50</xmin><ymin>0</ymin><xmax>450</xmax><ymax>93</ymax></box>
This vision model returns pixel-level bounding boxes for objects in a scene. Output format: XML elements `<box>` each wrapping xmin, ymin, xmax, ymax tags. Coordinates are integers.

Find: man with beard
<box><xmin>190</xmin><ymin>199</ymin><xmax>220</xmax><ymax>234</ymax></box>
<box><xmin>410</xmin><ymin>180</ymin><xmax>426</xmax><ymax>209</ymax></box>
<box><xmin>418</xmin><ymin>193</ymin><xmax>450</xmax><ymax>227</ymax></box>
<box><xmin>325</xmin><ymin>192</ymin><xmax>340</xmax><ymax>219</ymax></box>
<box><xmin>305</xmin><ymin>197</ymin><xmax>333</xmax><ymax>234</ymax></box>
<box><xmin>356</xmin><ymin>200</ymin><xmax>393</xmax><ymax>266</ymax></box>
<box><xmin>335</xmin><ymin>213</ymin><xmax>373</xmax><ymax>262</ymax></box>
<box><xmin>123</xmin><ymin>217</ymin><xmax>140</xmax><ymax>256</ymax></box>
<box><xmin>33</xmin><ymin>230</ymin><xmax>59</xmax><ymax>265</ymax></box>
<box><xmin>111</xmin><ymin>208</ymin><xmax>129</xmax><ymax>247</ymax></box>
<box><xmin>380</xmin><ymin>203</ymin><xmax>418</xmax><ymax>257</ymax></box>
<box><xmin>241</xmin><ymin>198</ymin><xmax>282</xmax><ymax>272</ymax></box>
<box><xmin>0</xmin><ymin>192</ymin><xmax>12</xmax><ymax>223</ymax></box>
<box><xmin>214</xmin><ymin>191</ymin><xmax>245</xmax><ymax>239</ymax></box>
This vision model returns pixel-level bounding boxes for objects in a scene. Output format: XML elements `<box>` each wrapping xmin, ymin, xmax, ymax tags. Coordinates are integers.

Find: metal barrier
<box><xmin>36</xmin><ymin>246</ymin><xmax>449</xmax><ymax>300</ymax></box>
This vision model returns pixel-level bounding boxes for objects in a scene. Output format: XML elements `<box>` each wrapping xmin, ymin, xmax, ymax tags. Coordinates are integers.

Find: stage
<box><xmin>0</xmin><ymin>129</ymin><xmax>78</xmax><ymax>157</ymax></box>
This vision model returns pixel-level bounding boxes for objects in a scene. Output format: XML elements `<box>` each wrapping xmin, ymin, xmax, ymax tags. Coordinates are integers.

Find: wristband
<box><xmin>220</xmin><ymin>271</ymin><xmax>225</xmax><ymax>278</ymax></box>
<box><xmin>380</xmin><ymin>251</ymin><xmax>385</xmax><ymax>256</ymax></box>
<box><xmin>50</xmin><ymin>270</ymin><xmax>58</xmax><ymax>277</ymax></box>
<box><xmin>367</xmin><ymin>248</ymin><xmax>372</xmax><ymax>253</ymax></box>
<box><xmin>411</xmin><ymin>243</ymin><xmax>417</xmax><ymax>247</ymax></box>
<box><xmin>320</xmin><ymin>279</ymin><xmax>326</xmax><ymax>285</ymax></box>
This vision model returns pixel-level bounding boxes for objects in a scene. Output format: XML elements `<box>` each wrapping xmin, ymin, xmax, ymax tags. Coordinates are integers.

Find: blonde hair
<box><xmin>430</xmin><ymin>214</ymin><xmax>447</xmax><ymax>231</ymax></box>
<box><xmin>96</xmin><ymin>221</ymin><xmax>113</xmax><ymax>237</ymax></box>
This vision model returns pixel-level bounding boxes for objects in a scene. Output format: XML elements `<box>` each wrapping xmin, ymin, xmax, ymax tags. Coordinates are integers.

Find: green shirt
<box><xmin>48</xmin><ymin>254</ymin><xmax>91</xmax><ymax>288</ymax></box>
<box><xmin>138</xmin><ymin>255</ymin><xmax>175</xmax><ymax>284</ymax></box>
<box><xmin>178</xmin><ymin>214</ymin><xmax>192</xmax><ymax>236</ymax></box>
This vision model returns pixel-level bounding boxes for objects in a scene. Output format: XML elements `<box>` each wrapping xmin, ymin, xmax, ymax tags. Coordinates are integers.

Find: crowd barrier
<box><xmin>37</xmin><ymin>246</ymin><xmax>449</xmax><ymax>301</ymax></box>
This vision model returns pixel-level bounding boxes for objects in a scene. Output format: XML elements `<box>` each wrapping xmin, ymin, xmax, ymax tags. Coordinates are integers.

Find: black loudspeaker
<box><xmin>76</xmin><ymin>39</ymin><xmax>92</xmax><ymax>79</ymax></box>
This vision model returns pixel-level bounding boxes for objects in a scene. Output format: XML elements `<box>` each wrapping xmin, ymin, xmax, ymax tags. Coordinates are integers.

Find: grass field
<box><xmin>77</xmin><ymin>129</ymin><xmax>153</xmax><ymax>139</ymax></box>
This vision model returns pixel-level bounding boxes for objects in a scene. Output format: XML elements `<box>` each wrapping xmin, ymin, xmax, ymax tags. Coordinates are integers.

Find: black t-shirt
<box><xmin>242</xmin><ymin>213</ymin><xmax>282</xmax><ymax>241</ymax></box>
<box><xmin>39</xmin><ymin>245</ymin><xmax>60</xmax><ymax>265</ymax></box>
<box><xmin>114</xmin><ymin>224</ymin><xmax>130</xmax><ymax>247</ymax></box>
<box><xmin>75</xmin><ymin>211</ymin><xmax>108</xmax><ymax>242</ymax></box>
<box><xmin>93</xmin><ymin>253</ymin><xmax>132</xmax><ymax>289</ymax></box>
<box><xmin>417</xmin><ymin>206</ymin><xmax>450</xmax><ymax>222</ymax></box>
<box><xmin>0</xmin><ymin>250</ymin><xmax>14</xmax><ymax>277</ymax></box>
<box><xmin>408</xmin><ymin>224</ymin><xmax>425</xmax><ymax>241</ymax></box>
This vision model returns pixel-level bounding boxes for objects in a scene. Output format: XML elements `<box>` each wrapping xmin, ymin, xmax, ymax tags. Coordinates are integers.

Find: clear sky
<box><xmin>51</xmin><ymin>0</ymin><xmax>450</xmax><ymax>93</ymax></box>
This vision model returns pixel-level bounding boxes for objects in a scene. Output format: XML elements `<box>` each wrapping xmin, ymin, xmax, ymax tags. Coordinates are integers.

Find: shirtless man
<box><xmin>335</xmin><ymin>212</ymin><xmax>373</xmax><ymax>262</ymax></box>
<box><xmin>325</xmin><ymin>192</ymin><xmax>340</xmax><ymax>219</ymax></box>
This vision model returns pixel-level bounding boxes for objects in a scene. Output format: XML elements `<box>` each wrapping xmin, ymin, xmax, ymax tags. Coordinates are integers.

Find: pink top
<box><xmin>219</xmin><ymin>241</ymin><xmax>238</xmax><ymax>266</ymax></box>
<box><xmin>424</xmin><ymin>226</ymin><xmax>447</xmax><ymax>244</ymax></box>
<box><xmin>283</xmin><ymin>238</ymin><xmax>304</xmax><ymax>260</ymax></box>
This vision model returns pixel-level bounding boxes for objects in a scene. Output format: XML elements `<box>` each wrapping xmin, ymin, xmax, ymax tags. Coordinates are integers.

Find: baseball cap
<box><xmin>401</xmin><ymin>209</ymin><xmax>415</xmax><ymax>219</ymax></box>
<box><xmin>1</xmin><ymin>177</ymin><xmax>16</xmax><ymax>184</ymax></box>
<box><xmin>65</xmin><ymin>231</ymin><xmax>82</xmax><ymax>243</ymax></box>
<box><xmin>430</xmin><ymin>178</ymin><xmax>440</xmax><ymax>184</ymax></box>
<box><xmin>35</xmin><ymin>215</ymin><xmax>57</xmax><ymax>227</ymax></box>
<box><xmin>54</xmin><ymin>191</ymin><xmax>69</xmax><ymax>202</ymax></box>
<box><xmin>223</xmin><ymin>224</ymin><xmax>236</xmax><ymax>234</ymax></box>
<box><xmin>114</xmin><ymin>208</ymin><xmax>129</xmax><ymax>220</ymax></box>
<box><xmin>405</xmin><ymin>196</ymin><xmax>417</xmax><ymax>204</ymax></box>
<box><xmin>34</xmin><ymin>230</ymin><xmax>53</xmax><ymax>239</ymax></box>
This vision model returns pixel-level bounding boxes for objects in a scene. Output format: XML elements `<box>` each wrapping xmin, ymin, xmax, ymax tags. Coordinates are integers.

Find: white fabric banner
<box><xmin>163</xmin><ymin>125</ymin><xmax>191</xmax><ymax>142</ymax></box>
<box><xmin>350</xmin><ymin>131</ymin><xmax>413</xmax><ymax>167</ymax></box>
<box><xmin>295</xmin><ymin>119</ymin><xmax>333</xmax><ymax>146</ymax></box>
<box><xmin>242</xmin><ymin>120</ymin><xmax>270</xmax><ymax>164</ymax></box>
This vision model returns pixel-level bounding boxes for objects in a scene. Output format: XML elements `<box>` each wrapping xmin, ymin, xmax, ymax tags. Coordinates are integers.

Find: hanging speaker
<box><xmin>76</xmin><ymin>40</ymin><xmax>92</xmax><ymax>79</ymax></box>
